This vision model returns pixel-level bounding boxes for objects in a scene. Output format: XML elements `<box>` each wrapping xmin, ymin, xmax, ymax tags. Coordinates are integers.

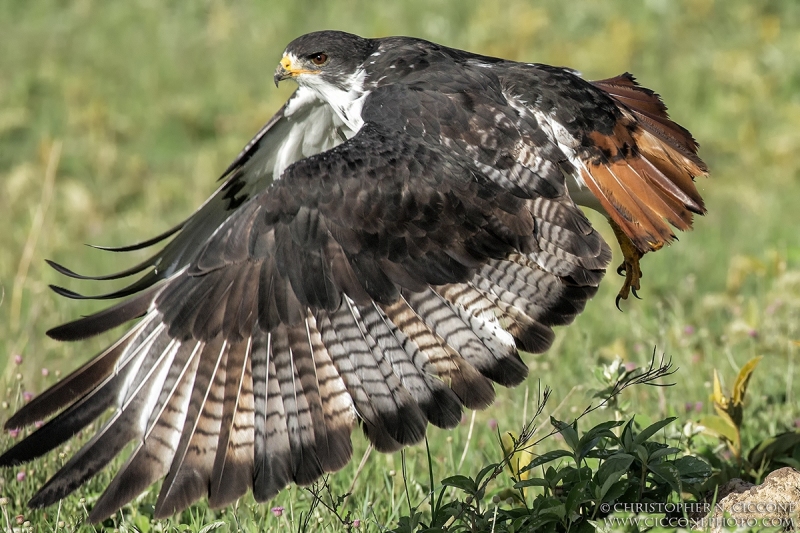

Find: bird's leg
<box><xmin>609</xmin><ymin>218</ymin><xmax>647</xmax><ymax>309</ymax></box>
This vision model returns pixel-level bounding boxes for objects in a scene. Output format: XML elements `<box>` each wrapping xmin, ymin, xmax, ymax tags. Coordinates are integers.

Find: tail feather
<box><xmin>587</xmin><ymin>73</ymin><xmax>709</xmax><ymax>251</ymax></box>
<box><xmin>579</xmin><ymin>151</ymin><xmax>678</xmax><ymax>250</ymax></box>
<box><xmin>635</xmin><ymin>129</ymin><xmax>706</xmax><ymax>211</ymax></box>
<box><xmin>592</xmin><ymin>73</ymin><xmax>706</xmax><ymax>171</ymax></box>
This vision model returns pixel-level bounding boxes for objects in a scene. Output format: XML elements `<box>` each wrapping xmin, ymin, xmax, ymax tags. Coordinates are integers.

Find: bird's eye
<box><xmin>309</xmin><ymin>53</ymin><xmax>328</xmax><ymax>66</ymax></box>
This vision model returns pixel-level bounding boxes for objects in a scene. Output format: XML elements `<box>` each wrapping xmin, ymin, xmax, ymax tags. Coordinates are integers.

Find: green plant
<box><xmin>383</xmin><ymin>354</ymin><xmax>711</xmax><ymax>532</ymax></box>
<box><xmin>700</xmin><ymin>356</ymin><xmax>762</xmax><ymax>464</ymax></box>
<box><xmin>693</xmin><ymin>356</ymin><xmax>800</xmax><ymax>488</ymax></box>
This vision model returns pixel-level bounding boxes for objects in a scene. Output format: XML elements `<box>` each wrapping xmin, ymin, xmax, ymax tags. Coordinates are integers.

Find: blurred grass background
<box><xmin>1</xmin><ymin>0</ymin><xmax>799</xmax><ymax>530</ymax></box>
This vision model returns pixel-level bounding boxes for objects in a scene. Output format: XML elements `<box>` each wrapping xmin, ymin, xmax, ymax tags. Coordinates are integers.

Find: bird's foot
<box><xmin>609</xmin><ymin>219</ymin><xmax>646</xmax><ymax>310</ymax></box>
<box><xmin>615</xmin><ymin>251</ymin><xmax>643</xmax><ymax>310</ymax></box>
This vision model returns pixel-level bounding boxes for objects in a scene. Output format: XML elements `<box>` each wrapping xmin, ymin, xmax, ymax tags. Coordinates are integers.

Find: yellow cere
<box><xmin>280</xmin><ymin>54</ymin><xmax>317</xmax><ymax>76</ymax></box>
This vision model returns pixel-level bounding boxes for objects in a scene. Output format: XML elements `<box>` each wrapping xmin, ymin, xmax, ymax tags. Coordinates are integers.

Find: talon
<box><xmin>608</xmin><ymin>218</ymin><xmax>646</xmax><ymax>307</ymax></box>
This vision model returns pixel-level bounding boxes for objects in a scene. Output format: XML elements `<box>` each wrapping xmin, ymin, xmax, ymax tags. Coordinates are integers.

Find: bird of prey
<box><xmin>1</xmin><ymin>31</ymin><xmax>707</xmax><ymax>521</ymax></box>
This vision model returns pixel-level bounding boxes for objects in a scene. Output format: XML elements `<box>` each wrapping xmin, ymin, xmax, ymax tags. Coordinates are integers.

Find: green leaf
<box><xmin>647</xmin><ymin>446</ymin><xmax>680</xmax><ymax>462</ymax></box>
<box><xmin>589</xmin><ymin>420</ymin><xmax>626</xmax><ymax>433</ymax></box>
<box><xmin>441</xmin><ymin>475</ymin><xmax>477</xmax><ymax>495</ymax></box>
<box><xmin>519</xmin><ymin>449</ymin><xmax>573</xmax><ymax>473</ymax></box>
<box><xmin>475</xmin><ymin>463</ymin><xmax>500</xmax><ymax>486</ymax></box>
<box><xmin>602</xmin><ymin>479</ymin><xmax>629</xmax><ymax>502</ymax></box>
<box><xmin>524</xmin><ymin>514</ymin><xmax>562</xmax><ymax>530</ymax></box>
<box><xmin>588</xmin><ymin>519</ymin><xmax>613</xmax><ymax>533</ymax></box>
<box><xmin>620</xmin><ymin>419</ymin><xmax>635</xmax><ymax>451</ymax></box>
<box><xmin>596</xmin><ymin>454</ymin><xmax>634</xmax><ymax>499</ymax></box>
<box><xmin>635</xmin><ymin>444</ymin><xmax>650</xmax><ymax>466</ymax></box>
<box><xmin>581</xmin><ymin>420</ymin><xmax>624</xmax><ymax>445</ymax></box>
<box><xmin>600</xmin><ymin>473</ymin><xmax>625</xmax><ymax>502</ymax></box>
<box><xmin>514</xmin><ymin>477</ymin><xmax>550</xmax><ymax>488</ymax></box>
<box><xmin>551</xmin><ymin>417</ymin><xmax>580</xmax><ymax>453</ymax></box>
<box><xmin>539</xmin><ymin>502</ymin><xmax>567</xmax><ymax>520</ymax></box>
<box><xmin>392</xmin><ymin>512</ymin><xmax>423</xmax><ymax>533</ymax></box>
<box><xmin>544</xmin><ymin>465</ymin><xmax>577</xmax><ymax>488</ymax></box>
<box><xmin>776</xmin><ymin>457</ymin><xmax>800</xmax><ymax>469</ymax></box>
<box><xmin>596</xmin><ymin>454</ymin><xmax>635</xmax><ymax>482</ymax></box>
<box><xmin>562</xmin><ymin>466</ymin><xmax>594</xmax><ymax>488</ymax></box>
<box><xmin>564</xmin><ymin>480</ymin><xmax>590</xmax><ymax>515</ymax></box>
<box><xmin>748</xmin><ymin>430</ymin><xmax>800</xmax><ymax>469</ymax></box>
<box><xmin>577</xmin><ymin>437</ymin><xmax>602</xmax><ymax>463</ymax></box>
<box><xmin>672</xmin><ymin>455</ymin><xmax>712</xmax><ymax>483</ymax></box>
<box><xmin>699</xmin><ymin>415</ymin><xmax>739</xmax><ymax>445</ymax></box>
<box><xmin>633</xmin><ymin>417</ymin><xmax>676</xmax><ymax>446</ymax></box>
<box><xmin>647</xmin><ymin>462</ymin><xmax>681</xmax><ymax>494</ymax></box>
<box><xmin>133</xmin><ymin>515</ymin><xmax>151</xmax><ymax>533</ymax></box>
<box><xmin>732</xmin><ymin>356</ymin><xmax>763</xmax><ymax>406</ymax></box>
<box><xmin>586</xmin><ymin>448</ymin><xmax>616</xmax><ymax>461</ymax></box>
<box><xmin>198</xmin><ymin>521</ymin><xmax>226</xmax><ymax>533</ymax></box>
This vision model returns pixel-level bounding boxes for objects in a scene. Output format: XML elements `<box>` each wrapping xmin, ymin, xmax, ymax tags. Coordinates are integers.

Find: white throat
<box><xmin>298</xmin><ymin>68</ymin><xmax>368</xmax><ymax>133</ymax></box>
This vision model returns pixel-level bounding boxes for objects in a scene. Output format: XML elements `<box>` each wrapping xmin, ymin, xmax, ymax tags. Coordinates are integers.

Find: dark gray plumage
<box><xmin>1</xmin><ymin>30</ymin><xmax>707</xmax><ymax>522</ymax></box>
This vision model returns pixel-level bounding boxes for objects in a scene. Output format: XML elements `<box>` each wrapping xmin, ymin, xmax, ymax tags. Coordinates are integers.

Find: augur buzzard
<box><xmin>1</xmin><ymin>31</ymin><xmax>707</xmax><ymax>521</ymax></box>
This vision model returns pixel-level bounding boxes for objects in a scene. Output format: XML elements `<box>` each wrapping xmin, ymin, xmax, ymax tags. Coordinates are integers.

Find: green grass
<box><xmin>1</xmin><ymin>0</ymin><xmax>799</xmax><ymax>530</ymax></box>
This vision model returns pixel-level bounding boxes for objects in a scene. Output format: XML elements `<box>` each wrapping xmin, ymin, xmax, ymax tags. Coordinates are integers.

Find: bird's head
<box><xmin>274</xmin><ymin>31</ymin><xmax>376</xmax><ymax>92</ymax></box>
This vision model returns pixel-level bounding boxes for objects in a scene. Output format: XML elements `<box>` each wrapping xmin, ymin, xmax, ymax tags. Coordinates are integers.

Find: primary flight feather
<box><xmin>1</xmin><ymin>31</ymin><xmax>707</xmax><ymax>521</ymax></box>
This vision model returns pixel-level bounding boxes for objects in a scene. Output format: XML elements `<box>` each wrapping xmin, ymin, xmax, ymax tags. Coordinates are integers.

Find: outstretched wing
<box><xmin>1</xmin><ymin>83</ymin><xmax>609</xmax><ymax>522</ymax></box>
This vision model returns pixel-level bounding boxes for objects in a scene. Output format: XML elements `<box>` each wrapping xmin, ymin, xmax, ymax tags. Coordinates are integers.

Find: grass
<box><xmin>1</xmin><ymin>0</ymin><xmax>799</xmax><ymax>530</ymax></box>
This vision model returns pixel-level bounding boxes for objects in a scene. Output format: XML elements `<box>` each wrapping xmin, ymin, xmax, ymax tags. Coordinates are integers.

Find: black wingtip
<box><xmin>47</xmin><ymin>286</ymin><xmax>157</xmax><ymax>341</ymax></box>
<box><xmin>49</xmin><ymin>283</ymin><xmax>134</xmax><ymax>301</ymax></box>
<box><xmin>0</xmin><ymin>436</ymin><xmax>22</xmax><ymax>464</ymax></box>
<box><xmin>47</xmin><ymin>255</ymin><xmax>157</xmax><ymax>282</ymax></box>
<box><xmin>46</xmin><ymin>259</ymin><xmax>86</xmax><ymax>279</ymax></box>
<box><xmin>49</xmin><ymin>284</ymin><xmax>85</xmax><ymax>299</ymax></box>
<box><xmin>84</xmin><ymin>222</ymin><xmax>184</xmax><ymax>253</ymax></box>
<box><xmin>0</xmin><ymin>439</ymin><xmax>35</xmax><ymax>468</ymax></box>
<box><xmin>48</xmin><ymin>270</ymin><xmax>165</xmax><ymax>303</ymax></box>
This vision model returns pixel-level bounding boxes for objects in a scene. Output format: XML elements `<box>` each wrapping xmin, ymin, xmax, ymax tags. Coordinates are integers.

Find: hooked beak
<box><xmin>274</xmin><ymin>55</ymin><xmax>293</xmax><ymax>87</ymax></box>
